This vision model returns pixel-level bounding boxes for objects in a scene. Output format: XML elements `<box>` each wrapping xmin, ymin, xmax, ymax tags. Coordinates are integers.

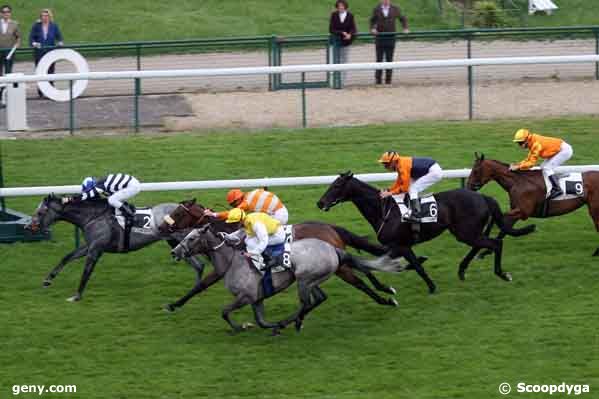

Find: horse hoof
<box><xmin>458</xmin><ymin>271</ymin><xmax>466</xmax><ymax>281</ymax></box>
<box><xmin>42</xmin><ymin>279</ymin><xmax>52</xmax><ymax>288</ymax></box>
<box><xmin>428</xmin><ymin>286</ymin><xmax>437</xmax><ymax>295</ymax></box>
<box><xmin>271</xmin><ymin>328</ymin><xmax>281</xmax><ymax>336</ymax></box>
<box><xmin>389</xmin><ymin>286</ymin><xmax>397</xmax><ymax>296</ymax></box>
<box><xmin>295</xmin><ymin>320</ymin><xmax>304</xmax><ymax>332</ymax></box>
<box><xmin>242</xmin><ymin>322</ymin><xmax>255</xmax><ymax>330</ymax></box>
<box><xmin>390</xmin><ymin>298</ymin><xmax>399</xmax><ymax>307</ymax></box>
<box><xmin>66</xmin><ymin>294</ymin><xmax>81</xmax><ymax>302</ymax></box>
<box><xmin>163</xmin><ymin>304</ymin><xmax>177</xmax><ymax>313</ymax></box>
<box><xmin>593</xmin><ymin>248</ymin><xmax>599</xmax><ymax>257</ymax></box>
<box><xmin>502</xmin><ymin>272</ymin><xmax>513</xmax><ymax>282</ymax></box>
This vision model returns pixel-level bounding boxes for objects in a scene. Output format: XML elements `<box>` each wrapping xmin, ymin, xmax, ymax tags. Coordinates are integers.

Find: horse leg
<box><xmin>391</xmin><ymin>246</ymin><xmax>436</xmax><ymax>294</ymax></box>
<box><xmin>584</xmin><ymin>200</ymin><xmax>599</xmax><ymax>256</ymax></box>
<box><xmin>479</xmin><ymin>216</ymin><xmax>515</xmax><ymax>259</ymax></box>
<box><xmin>222</xmin><ymin>294</ymin><xmax>252</xmax><ymax>334</ymax></box>
<box><xmin>294</xmin><ymin>280</ymin><xmax>313</xmax><ymax>332</ymax></box>
<box><xmin>363</xmin><ymin>271</ymin><xmax>396</xmax><ymax>295</ymax></box>
<box><xmin>458</xmin><ymin>246</ymin><xmax>482</xmax><ymax>281</ymax></box>
<box><xmin>43</xmin><ymin>245</ymin><xmax>89</xmax><ymax>287</ymax></box>
<box><xmin>68</xmin><ymin>249</ymin><xmax>103</xmax><ymax>302</ymax></box>
<box><xmin>334</xmin><ymin>266</ymin><xmax>398</xmax><ymax>307</ymax></box>
<box><xmin>164</xmin><ymin>270</ymin><xmax>223</xmax><ymax>312</ymax></box>
<box><xmin>251</xmin><ymin>301</ymin><xmax>287</xmax><ymax>336</ymax></box>
<box><xmin>470</xmin><ymin>236</ymin><xmax>511</xmax><ymax>281</ymax></box>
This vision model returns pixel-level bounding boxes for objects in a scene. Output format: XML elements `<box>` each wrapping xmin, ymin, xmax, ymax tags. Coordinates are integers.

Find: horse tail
<box><xmin>330</xmin><ymin>225</ymin><xmax>388</xmax><ymax>256</ymax></box>
<box><xmin>483</xmin><ymin>195</ymin><xmax>536</xmax><ymax>237</ymax></box>
<box><xmin>335</xmin><ymin>249</ymin><xmax>406</xmax><ymax>273</ymax></box>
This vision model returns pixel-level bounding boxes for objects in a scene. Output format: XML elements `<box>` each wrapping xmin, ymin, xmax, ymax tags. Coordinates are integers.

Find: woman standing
<box><xmin>329</xmin><ymin>0</ymin><xmax>357</xmax><ymax>85</ymax></box>
<box><xmin>29</xmin><ymin>8</ymin><xmax>63</xmax><ymax>97</ymax></box>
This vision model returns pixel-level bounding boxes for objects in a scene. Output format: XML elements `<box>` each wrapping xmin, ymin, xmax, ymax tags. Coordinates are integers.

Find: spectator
<box><xmin>0</xmin><ymin>4</ymin><xmax>20</xmax><ymax>97</ymax></box>
<box><xmin>329</xmin><ymin>0</ymin><xmax>357</xmax><ymax>85</ymax></box>
<box><xmin>29</xmin><ymin>8</ymin><xmax>63</xmax><ymax>97</ymax></box>
<box><xmin>369</xmin><ymin>0</ymin><xmax>409</xmax><ymax>85</ymax></box>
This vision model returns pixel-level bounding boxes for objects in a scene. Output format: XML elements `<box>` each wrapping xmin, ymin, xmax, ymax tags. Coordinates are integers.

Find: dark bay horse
<box><xmin>467</xmin><ymin>153</ymin><xmax>599</xmax><ymax>256</ymax></box>
<box><xmin>157</xmin><ymin>199</ymin><xmax>425</xmax><ymax>311</ymax></box>
<box><xmin>317</xmin><ymin>172</ymin><xmax>536</xmax><ymax>293</ymax></box>
<box><xmin>26</xmin><ymin>195</ymin><xmax>205</xmax><ymax>302</ymax></box>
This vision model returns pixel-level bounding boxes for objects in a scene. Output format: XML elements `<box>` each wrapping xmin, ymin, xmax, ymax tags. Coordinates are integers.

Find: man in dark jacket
<box><xmin>370</xmin><ymin>0</ymin><xmax>409</xmax><ymax>85</ymax></box>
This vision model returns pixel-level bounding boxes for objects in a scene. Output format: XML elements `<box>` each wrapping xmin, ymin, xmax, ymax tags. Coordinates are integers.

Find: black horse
<box><xmin>27</xmin><ymin>194</ymin><xmax>205</xmax><ymax>303</ymax></box>
<box><xmin>317</xmin><ymin>172</ymin><xmax>536</xmax><ymax>293</ymax></box>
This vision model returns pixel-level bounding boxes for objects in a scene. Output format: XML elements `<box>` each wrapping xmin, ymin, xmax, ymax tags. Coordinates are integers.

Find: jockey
<box><xmin>378</xmin><ymin>151</ymin><xmax>443</xmax><ymax>222</ymax></box>
<box><xmin>80</xmin><ymin>173</ymin><xmax>141</xmax><ymax>218</ymax></box>
<box><xmin>224</xmin><ymin>208</ymin><xmax>286</xmax><ymax>269</ymax></box>
<box><xmin>204</xmin><ymin>188</ymin><xmax>289</xmax><ymax>224</ymax></box>
<box><xmin>510</xmin><ymin>129</ymin><xmax>573</xmax><ymax>200</ymax></box>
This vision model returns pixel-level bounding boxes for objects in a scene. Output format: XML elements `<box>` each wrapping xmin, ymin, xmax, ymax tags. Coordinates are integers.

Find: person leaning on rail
<box><xmin>329</xmin><ymin>0</ymin><xmax>357</xmax><ymax>86</ymax></box>
<box><xmin>510</xmin><ymin>128</ymin><xmax>574</xmax><ymax>200</ymax></box>
<box><xmin>204</xmin><ymin>188</ymin><xmax>289</xmax><ymax>225</ymax></box>
<box><xmin>0</xmin><ymin>4</ymin><xmax>20</xmax><ymax>100</ymax></box>
<box><xmin>29</xmin><ymin>8</ymin><xmax>63</xmax><ymax>98</ymax></box>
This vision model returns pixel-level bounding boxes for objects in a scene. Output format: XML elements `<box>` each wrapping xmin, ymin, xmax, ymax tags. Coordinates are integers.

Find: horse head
<box><xmin>468</xmin><ymin>152</ymin><xmax>496</xmax><ymax>191</ymax></box>
<box><xmin>26</xmin><ymin>193</ymin><xmax>65</xmax><ymax>233</ymax></box>
<box><xmin>171</xmin><ymin>223</ymin><xmax>215</xmax><ymax>261</ymax></box>
<box><xmin>317</xmin><ymin>171</ymin><xmax>354</xmax><ymax>211</ymax></box>
<box><xmin>159</xmin><ymin>198</ymin><xmax>207</xmax><ymax>233</ymax></box>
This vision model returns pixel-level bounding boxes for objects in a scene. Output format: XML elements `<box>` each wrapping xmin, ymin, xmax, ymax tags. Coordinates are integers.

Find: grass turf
<box><xmin>1</xmin><ymin>117</ymin><xmax>599</xmax><ymax>398</ymax></box>
<box><xmin>7</xmin><ymin>0</ymin><xmax>597</xmax><ymax>44</ymax></box>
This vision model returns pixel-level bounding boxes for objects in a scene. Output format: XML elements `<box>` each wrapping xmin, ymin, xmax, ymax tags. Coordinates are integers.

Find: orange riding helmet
<box><xmin>377</xmin><ymin>151</ymin><xmax>400</xmax><ymax>164</ymax></box>
<box><xmin>226</xmin><ymin>189</ymin><xmax>245</xmax><ymax>205</ymax></box>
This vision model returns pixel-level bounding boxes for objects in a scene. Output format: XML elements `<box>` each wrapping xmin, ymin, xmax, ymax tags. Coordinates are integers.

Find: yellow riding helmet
<box><xmin>513</xmin><ymin>129</ymin><xmax>530</xmax><ymax>143</ymax></box>
<box><xmin>225</xmin><ymin>208</ymin><xmax>246</xmax><ymax>224</ymax></box>
<box><xmin>377</xmin><ymin>151</ymin><xmax>399</xmax><ymax>164</ymax></box>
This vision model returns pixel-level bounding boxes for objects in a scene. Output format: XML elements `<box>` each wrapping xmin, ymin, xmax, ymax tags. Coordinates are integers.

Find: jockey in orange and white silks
<box><xmin>510</xmin><ymin>129</ymin><xmax>573</xmax><ymax>200</ymax></box>
<box><xmin>378</xmin><ymin>151</ymin><xmax>443</xmax><ymax>222</ymax></box>
<box><xmin>204</xmin><ymin>188</ymin><xmax>289</xmax><ymax>225</ymax></box>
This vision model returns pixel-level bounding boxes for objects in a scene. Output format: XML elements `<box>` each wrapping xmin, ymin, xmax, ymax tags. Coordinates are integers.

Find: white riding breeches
<box><xmin>408</xmin><ymin>163</ymin><xmax>443</xmax><ymax>199</ymax></box>
<box><xmin>272</xmin><ymin>206</ymin><xmax>289</xmax><ymax>225</ymax></box>
<box><xmin>245</xmin><ymin>225</ymin><xmax>286</xmax><ymax>256</ymax></box>
<box><xmin>107</xmin><ymin>177</ymin><xmax>141</xmax><ymax>208</ymax></box>
<box><xmin>540</xmin><ymin>142</ymin><xmax>573</xmax><ymax>176</ymax></box>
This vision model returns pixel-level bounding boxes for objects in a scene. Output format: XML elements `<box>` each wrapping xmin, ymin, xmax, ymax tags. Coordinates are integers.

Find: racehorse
<box><xmin>158</xmin><ymin>199</ymin><xmax>425</xmax><ymax>311</ymax></box>
<box><xmin>467</xmin><ymin>153</ymin><xmax>599</xmax><ymax>256</ymax></box>
<box><xmin>171</xmin><ymin>224</ymin><xmax>407</xmax><ymax>335</ymax></box>
<box><xmin>26</xmin><ymin>194</ymin><xmax>206</xmax><ymax>303</ymax></box>
<box><xmin>317</xmin><ymin>172</ymin><xmax>536</xmax><ymax>293</ymax></box>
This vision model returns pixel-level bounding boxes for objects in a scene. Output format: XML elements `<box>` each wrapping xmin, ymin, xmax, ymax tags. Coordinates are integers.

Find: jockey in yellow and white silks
<box><xmin>510</xmin><ymin>128</ymin><xmax>573</xmax><ymax>200</ymax></box>
<box><xmin>224</xmin><ymin>208</ymin><xmax>286</xmax><ymax>268</ymax></box>
<box><xmin>204</xmin><ymin>188</ymin><xmax>289</xmax><ymax>224</ymax></box>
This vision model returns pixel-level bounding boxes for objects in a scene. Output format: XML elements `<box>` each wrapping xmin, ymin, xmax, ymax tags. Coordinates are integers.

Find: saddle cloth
<box><xmin>252</xmin><ymin>225</ymin><xmax>293</xmax><ymax>274</ymax></box>
<box><xmin>115</xmin><ymin>207</ymin><xmax>155</xmax><ymax>231</ymax></box>
<box><xmin>392</xmin><ymin>193</ymin><xmax>438</xmax><ymax>223</ymax></box>
<box><xmin>543</xmin><ymin>172</ymin><xmax>584</xmax><ymax>200</ymax></box>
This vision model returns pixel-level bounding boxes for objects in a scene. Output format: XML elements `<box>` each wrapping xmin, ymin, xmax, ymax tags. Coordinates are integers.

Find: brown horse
<box><xmin>467</xmin><ymin>153</ymin><xmax>599</xmax><ymax>256</ymax></box>
<box><xmin>158</xmin><ymin>199</ymin><xmax>425</xmax><ymax>311</ymax></box>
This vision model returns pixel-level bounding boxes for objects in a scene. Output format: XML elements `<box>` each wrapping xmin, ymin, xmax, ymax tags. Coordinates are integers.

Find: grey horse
<box><xmin>172</xmin><ymin>224</ymin><xmax>407</xmax><ymax>335</ymax></box>
<box><xmin>27</xmin><ymin>194</ymin><xmax>206</xmax><ymax>303</ymax></box>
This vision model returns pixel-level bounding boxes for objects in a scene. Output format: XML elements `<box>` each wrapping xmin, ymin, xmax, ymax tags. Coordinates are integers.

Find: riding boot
<box><xmin>404</xmin><ymin>198</ymin><xmax>422</xmax><ymax>223</ymax></box>
<box><xmin>119</xmin><ymin>203</ymin><xmax>135</xmax><ymax>220</ymax></box>
<box><xmin>547</xmin><ymin>174</ymin><xmax>563</xmax><ymax>200</ymax></box>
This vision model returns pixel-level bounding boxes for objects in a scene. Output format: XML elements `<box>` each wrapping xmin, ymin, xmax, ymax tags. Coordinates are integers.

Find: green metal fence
<box><xmin>1</xmin><ymin>25</ymin><xmax>598</xmax><ymax>133</ymax></box>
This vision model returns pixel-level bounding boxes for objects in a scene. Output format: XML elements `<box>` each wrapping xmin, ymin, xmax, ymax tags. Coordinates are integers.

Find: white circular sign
<box><xmin>35</xmin><ymin>49</ymin><xmax>89</xmax><ymax>102</ymax></box>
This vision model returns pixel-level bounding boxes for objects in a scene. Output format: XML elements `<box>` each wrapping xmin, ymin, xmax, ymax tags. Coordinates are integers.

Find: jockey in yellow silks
<box><xmin>224</xmin><ymin>208</ymin><xmax>286</xmax><ymax>268</ymax></box>
<box><xmin>510</xmin><ymin>129</ymin><xmax>573</xmax><ymax>200</ymax></box>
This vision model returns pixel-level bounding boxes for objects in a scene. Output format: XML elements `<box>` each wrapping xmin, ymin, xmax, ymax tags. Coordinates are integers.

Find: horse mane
<box><xmin>484</xmin><ymin>159</ymin><xmax>540</xmax><ymax>176</ymax></box>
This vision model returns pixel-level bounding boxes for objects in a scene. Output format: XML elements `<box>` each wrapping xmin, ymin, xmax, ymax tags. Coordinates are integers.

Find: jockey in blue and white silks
<box><xmin>81</xmin><ymin>173</ymin><xmax>141</xmax><ymax>218</ymax></box>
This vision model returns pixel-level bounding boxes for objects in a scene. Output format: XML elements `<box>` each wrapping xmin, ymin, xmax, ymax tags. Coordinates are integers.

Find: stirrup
<box><xmin>548</xmin><ymin>188</ymin><xmax>563</xmax><ymax>200</ymax></box>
